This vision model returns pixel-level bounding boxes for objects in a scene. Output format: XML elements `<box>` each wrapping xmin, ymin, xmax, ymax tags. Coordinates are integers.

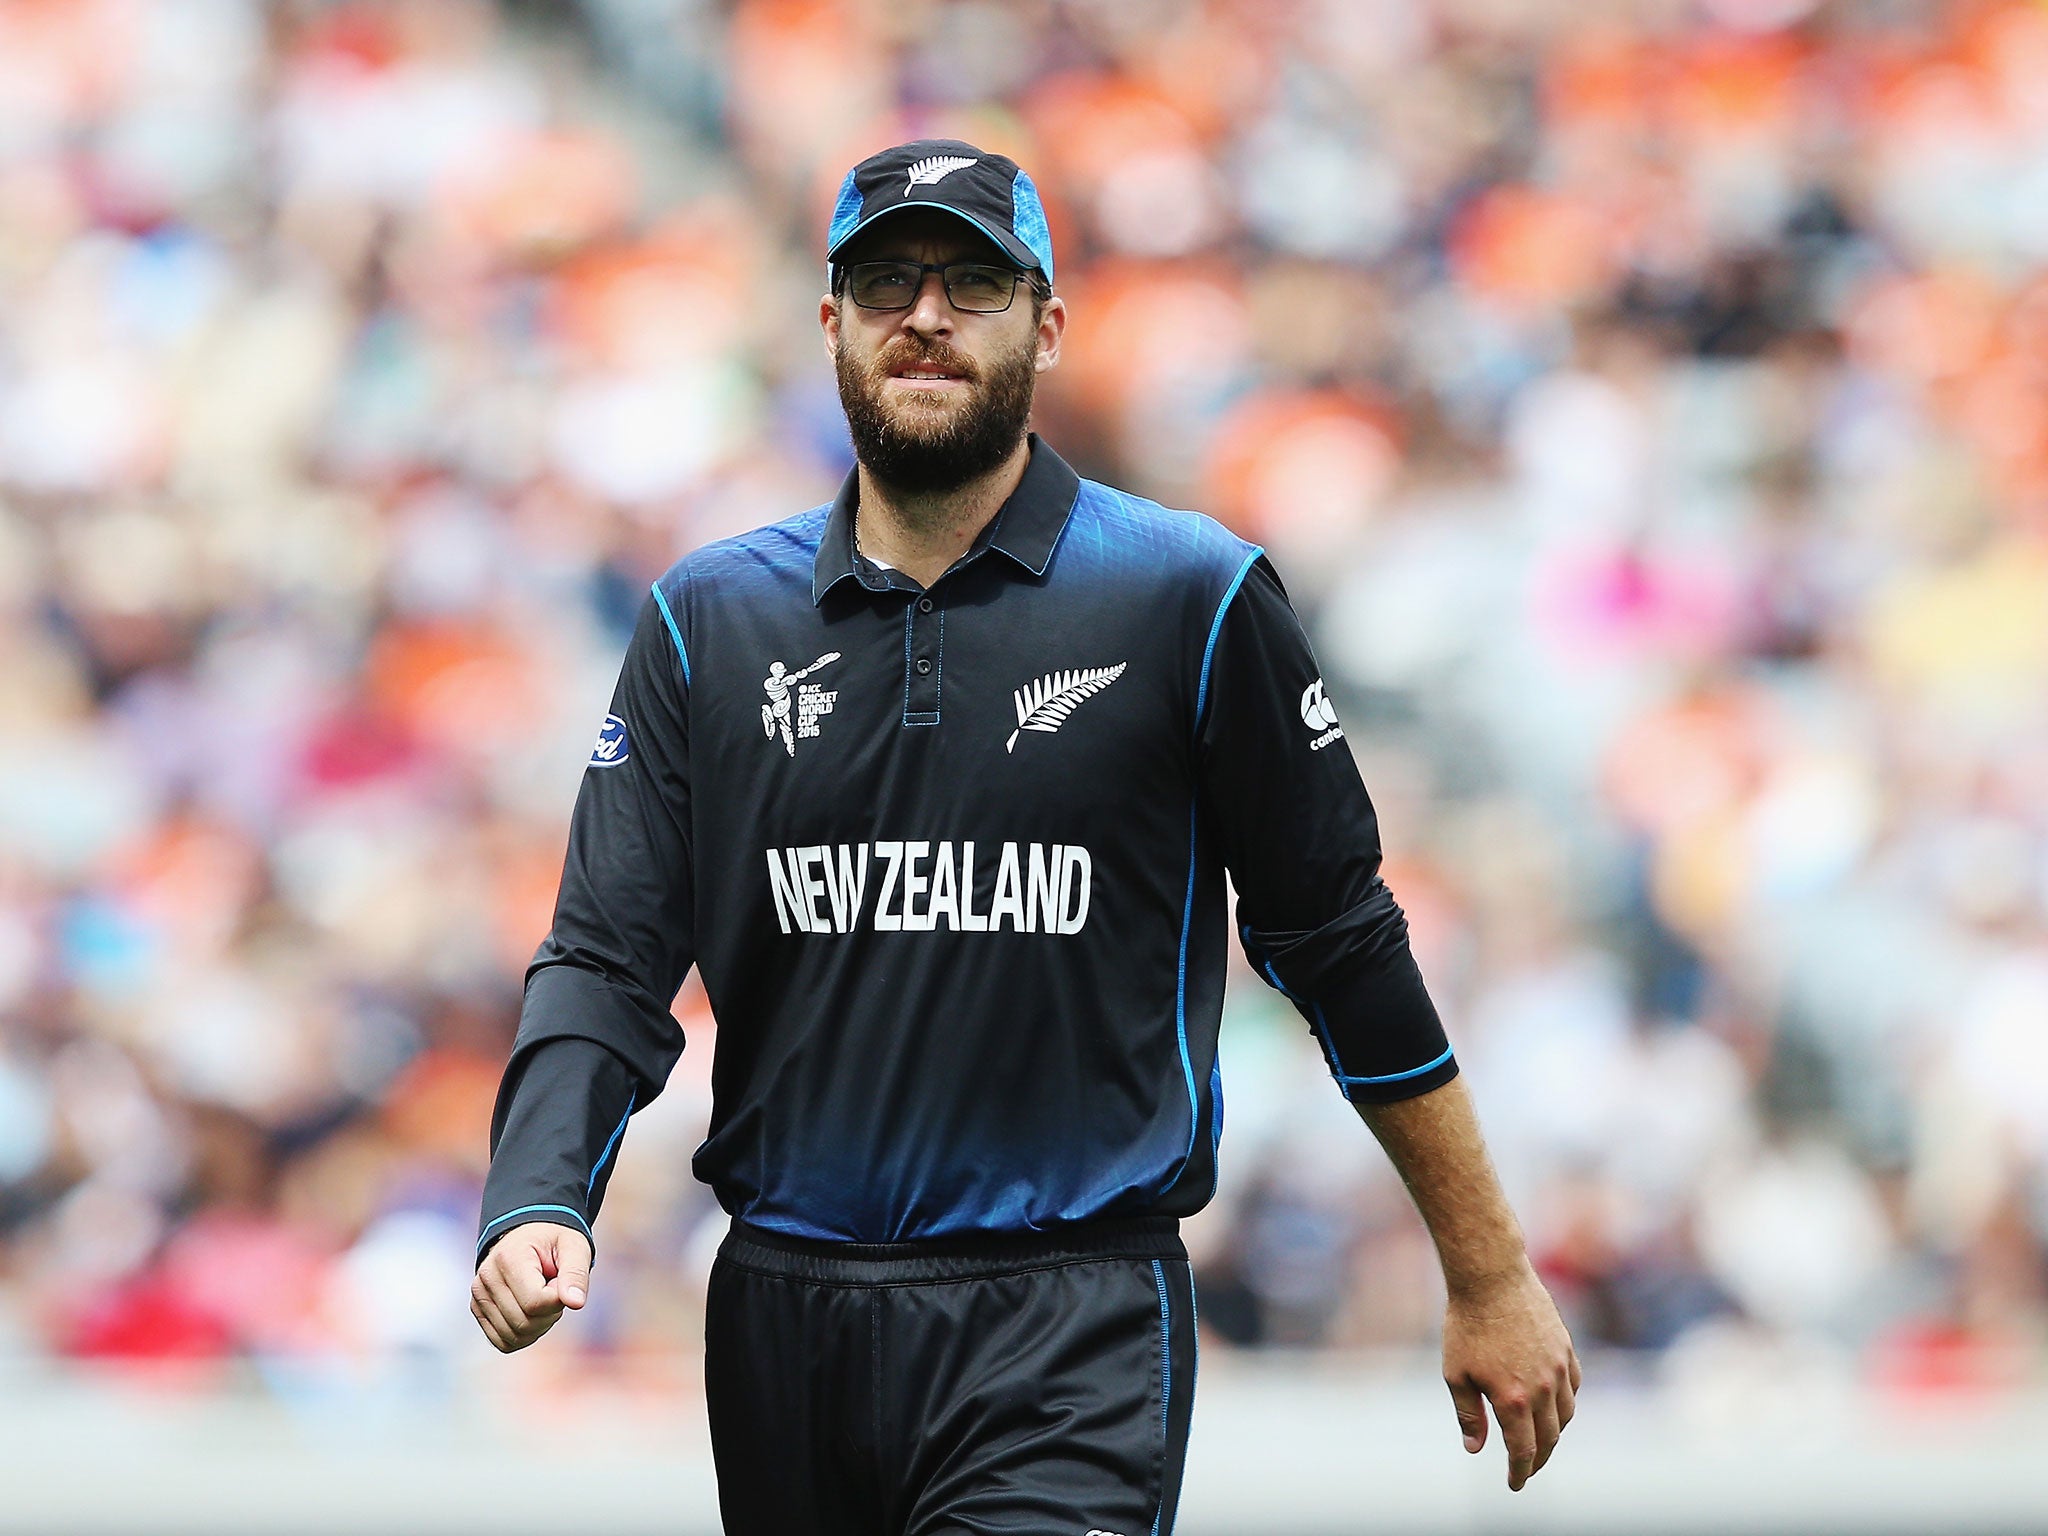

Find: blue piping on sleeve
<box><xmin>1173</xmin><ymin>797</ymin><xmax>1202</xmax><ymax>1167</ymax></box>
<box><xmin>1242</xmin><ymin>923</ymin><xmax>1454</xmax><ymax>1098</ymax></box>
<box><xmin>586</xmin><ymin>1095</ymin><xmax>634</xmax><ymax>1197</ymax></box>
<box><xmin>1207</xmin><ymin>1058</ymin><xmax>1224</xmax><ymax>1162</ymax></box>
<box><xmin>1194</xmin><ymin>547</ymin><xmax>1264</xmax><ymax>734</ymax></box>
<box><xmin>1335</xmin><ymin>1043</ymin><xmax>1457</xmax><ymax>1085</ymax></box>
<box><xmin>1247</xmin><ymin>924</ymin><xmax>1350</xmax><ymax>1078</ymax></box>
<box><xmin>649</xmin><ymin>580</ymin><xmax>690</xmax><ymax>685</ymax></box>
<box><xmin>1202</xmin><ymin>1062</ymin><xmax>1226</xmax><ymax>1206</ymax></box>
<box><xmin>475</xmin><ymin>1203</ymin><xmax>594</xmax><ymax>1264</ymax></box>
<box><xmin>1168</xmin><ymin>546</ymin><xmax>1265</xmax><ymax>1178</ymax></box>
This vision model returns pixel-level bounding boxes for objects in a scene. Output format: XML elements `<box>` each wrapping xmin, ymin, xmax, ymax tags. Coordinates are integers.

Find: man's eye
<box><xmin>951</xmin><ymin>267</ymin><xmax>1006</xmax><ymax>295</ymax></box>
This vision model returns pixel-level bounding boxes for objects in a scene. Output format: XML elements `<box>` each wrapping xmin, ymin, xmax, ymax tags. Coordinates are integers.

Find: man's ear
<box><xmin>820</xmin><ymin>291</ymin><xmax>841</xmax><ymax>365</ymax></box>
<box><xmin>1034</xmin><ymin>293</ymin><xmax>1067</xmax><ymax>373</ymax></box>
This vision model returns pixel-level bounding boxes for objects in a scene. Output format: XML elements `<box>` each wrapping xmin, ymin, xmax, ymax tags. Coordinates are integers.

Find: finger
<box><xmin>1568</xmin><ymin>1346</ymin><xmax>1582</xmax><ymax>1395</ymax></box>
<box><xmin>471</xmin><ymin>1283</ymin><xmax>515</xmax><ymax>1351</ymax></box>
<box><xmin>478</xmin><ymin>1262</ymin><xmax>536</xmax><ymax>1334</ymax></box>
<box><xmin>476</xmin><ymin>1301</ymin><xmax>516</xmax><ymax>1353</ymax></box>
<box><xmin>548</xmin><ymin>1230</ymin><xmax>593</xmax><ymax>1310</ymax></box>
<box><xmin>1494</xmin><ymin>1392</ymin><xmax>1538</xmax><ymax>1492</ymax></box>
<box><xmin>1530</xmin><ymin>1389</ymin><xmax>1561</xmax><ymax>1477</ymax></box>
<box><xmin>1557</xmin><ymin>1365</ymin><xmax>1577</xmax><ymax>1433</ymax></box>
<box><xmin>489</xmin><ymin>1281</ymin><xmax>560</xmax><ymax>1349</ymax></box>
<box><xmin>504</xmin><ymin>1250</ymin><xmax>563</xmax><ymax>1317</ymax></box>
<box><xmin>1447</xmin><ymin>1377</ymin><xmax>1487</xmax><ymax>1454</ymax></box>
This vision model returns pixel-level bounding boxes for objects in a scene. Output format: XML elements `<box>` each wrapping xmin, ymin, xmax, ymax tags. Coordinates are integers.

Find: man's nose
<box><xmin>902</xmin><ymin>269</ymin><xmax>955</xmax><ymax>335</ymax></box>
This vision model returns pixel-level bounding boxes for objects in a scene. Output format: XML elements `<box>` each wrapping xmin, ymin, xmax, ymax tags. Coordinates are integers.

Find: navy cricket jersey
<box><xmin>476</xmin><ymin>435</ymin><xmax>1456</xmax><ymax>1262</ymax></box>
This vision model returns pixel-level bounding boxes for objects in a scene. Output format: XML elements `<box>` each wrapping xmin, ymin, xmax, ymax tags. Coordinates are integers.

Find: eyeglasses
<box><xmin>841</xmin><ymin>259</ymin><xmax>1041</xmax><ymax>314</ymax></box>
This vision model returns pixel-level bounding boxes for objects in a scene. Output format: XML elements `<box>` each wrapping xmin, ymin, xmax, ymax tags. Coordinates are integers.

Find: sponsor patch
<box><xmin>589</xmin><ymin>713</ymin><xmax>631</xmax><ymax>767</ymax></box>
<box><xmin>1300</xmin><ymin>677</ymin><xmax>1345</xmax><ymax>751</ymax></box>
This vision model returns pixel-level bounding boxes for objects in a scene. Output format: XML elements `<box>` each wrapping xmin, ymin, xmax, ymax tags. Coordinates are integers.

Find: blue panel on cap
<box><xmin>1010</xmin><ymin>168</ymin><xmax>1054</xmax><ymax>286</ymax></box>
<box><xmin>826</xmin><ymin>169</ymin><xmax>865</xmax><ymax>252</ymax></box>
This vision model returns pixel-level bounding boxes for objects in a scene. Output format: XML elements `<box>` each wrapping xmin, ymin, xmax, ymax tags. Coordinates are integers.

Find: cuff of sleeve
<box><xmin>475</xmin><ymin>1204</ymin><xmax>596</xmax><ymax>1269</ymax></box>
<box><xmin>477</xmin><ymin>1036</ymin><xmax>636</xmax><ymax>1270</ymax></box>
<box><xmin>1243</xmin><ymin>880</ymin><xmax>1455</xmax><ymax>1098</ymax></box>
<box><xmin>1334</xmin><ymin>1049</ymin><xmax>1459</xmax><ymax>1105</ymax></box>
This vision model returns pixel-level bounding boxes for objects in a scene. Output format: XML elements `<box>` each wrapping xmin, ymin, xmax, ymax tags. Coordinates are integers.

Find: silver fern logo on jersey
<box><xmin>1007</xmin><ymin>664</ymin><xmax>1126</xmax><ymax>752</ymax></box>
<box><xmin>905</xmin><ymin>154</ymin><xmax>976</xmax><ymax>189</ymax></box>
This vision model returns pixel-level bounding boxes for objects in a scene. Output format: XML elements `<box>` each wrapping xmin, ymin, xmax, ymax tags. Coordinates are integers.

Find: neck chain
<box><xmin>853</xmin><ymin>509</ymin><xmax>887</xmax><ymax>576</ymax></box>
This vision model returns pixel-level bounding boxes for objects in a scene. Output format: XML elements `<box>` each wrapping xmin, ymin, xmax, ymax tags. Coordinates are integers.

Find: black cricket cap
<box><xmin>825</xmin><ymin>138</ymin><xmax>1055</xmax><ymax>286</ymax></box>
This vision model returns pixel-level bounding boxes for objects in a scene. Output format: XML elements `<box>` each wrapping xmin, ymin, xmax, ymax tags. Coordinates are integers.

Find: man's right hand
<box><xmin>470</xmin><ymin>1221</ymin><xmax>593</xmax><ymax>1352</ymax></box>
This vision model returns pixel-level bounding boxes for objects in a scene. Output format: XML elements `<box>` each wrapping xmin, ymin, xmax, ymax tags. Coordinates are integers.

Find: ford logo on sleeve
<box><xmin>589</xmin><ymin>714</ymin><xmax>631</xmax><ymax>767</ymax></box>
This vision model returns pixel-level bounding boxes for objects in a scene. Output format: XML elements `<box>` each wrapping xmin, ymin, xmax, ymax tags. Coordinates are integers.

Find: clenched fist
<box><xmin>471</xmin><ymin>1221</ymin><xmax>593</xmax><ymax>1352</ymax></box>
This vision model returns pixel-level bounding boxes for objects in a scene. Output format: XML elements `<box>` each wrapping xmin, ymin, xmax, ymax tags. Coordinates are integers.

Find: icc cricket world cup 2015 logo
<box><xmin>762</xmin><ymin>652</ymin><xmax>842</xmax><ymax>757</ymax></box>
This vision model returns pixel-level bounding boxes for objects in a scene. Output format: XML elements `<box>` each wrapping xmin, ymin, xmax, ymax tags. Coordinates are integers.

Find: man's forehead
<box><xmin>837</xmin><ymin>210</ymin><xmax>1013</xmax><ymax>265</ymax></box>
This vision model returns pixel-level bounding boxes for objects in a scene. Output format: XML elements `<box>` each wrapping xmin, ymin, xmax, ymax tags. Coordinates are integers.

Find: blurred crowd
<box><xmin>1</xmin><ymin>0</ymin><xmax>2044</xmax><ymax>1404</ymax></box>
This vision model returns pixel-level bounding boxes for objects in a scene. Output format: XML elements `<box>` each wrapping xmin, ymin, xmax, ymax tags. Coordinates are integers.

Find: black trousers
<box><xmin>704</xmin><ymin>1217</ymin><xmax>1198</xmax><ymax>1536</ymax></box>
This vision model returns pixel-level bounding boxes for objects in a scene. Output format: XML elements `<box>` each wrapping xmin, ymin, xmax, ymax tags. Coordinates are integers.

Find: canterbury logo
<box><xmin>906</xmin><ymin>154</ymin><xmax>976</xmax><ymax>189</ymax></box>
<box><xmin>1301</xmin><ymin>675</ymin><xmax>1345</xmax><ymax>751</ymax></box>
<box><xmin>1301</xmin><ymin>677</ymin><xmax>1338</xmax><ymax>730</ymax></box>
<box><xmin>1007</xmin><ymin>664</ymin><xmax>1126</xmax><ymax>752</ymax></box>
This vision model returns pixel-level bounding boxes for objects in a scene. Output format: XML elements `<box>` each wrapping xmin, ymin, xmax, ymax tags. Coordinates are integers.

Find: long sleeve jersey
<box><xmin>476</xmin><ymin>435</ymin><xmax>1456</xmax><ymax>1264</ymax></box>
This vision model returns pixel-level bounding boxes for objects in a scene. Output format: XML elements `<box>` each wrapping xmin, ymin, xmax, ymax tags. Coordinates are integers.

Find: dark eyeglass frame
<box><xmin>840</xmin><ymin>259</ymin><xmax>1049</xmax><ymax>314</ymax></box>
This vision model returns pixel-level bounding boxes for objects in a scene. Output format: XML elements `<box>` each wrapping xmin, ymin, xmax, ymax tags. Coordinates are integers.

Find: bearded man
<box><xmin>470</xmin><ymin>139</ymin><xmax>1577</xmax><ymax>1536</ymax></box>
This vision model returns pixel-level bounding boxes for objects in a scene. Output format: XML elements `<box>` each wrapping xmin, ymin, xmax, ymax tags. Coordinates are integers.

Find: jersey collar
<box><xmin>812</xmin><ymin>432</ymin><xmax>1081</xmax><ymax>604</ymax></box>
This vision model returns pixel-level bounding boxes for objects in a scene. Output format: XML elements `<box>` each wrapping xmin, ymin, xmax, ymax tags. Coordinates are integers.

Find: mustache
<box><xmin>872</xmin><ymin>339</ymin><xmax>979</xmax><ymax>381</ymax></box>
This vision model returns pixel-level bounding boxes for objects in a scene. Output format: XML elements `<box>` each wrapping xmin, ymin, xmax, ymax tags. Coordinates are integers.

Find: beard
<box><xmin>836</xmin><ymin>327</ymin><xmax>1036</xmax><ymax>499</ymax></box>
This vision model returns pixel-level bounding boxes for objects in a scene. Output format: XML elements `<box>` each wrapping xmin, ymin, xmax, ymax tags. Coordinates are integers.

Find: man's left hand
<box><xmin>1442</xmin><ymin>1258</ymin><xmax>1579</xmax><ymax>1491</ymax></box>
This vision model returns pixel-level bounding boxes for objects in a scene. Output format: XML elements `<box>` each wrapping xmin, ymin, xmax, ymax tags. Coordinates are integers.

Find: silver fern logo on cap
<box><xmin>1007</xmin><ymin>664</ymin><xmax>1127</xmax><ymax>752</ymax></box>
<box><xmin>905</xmin><ymin>154</ymin><xmax>977</xmax><ymax>190</ymax></box>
